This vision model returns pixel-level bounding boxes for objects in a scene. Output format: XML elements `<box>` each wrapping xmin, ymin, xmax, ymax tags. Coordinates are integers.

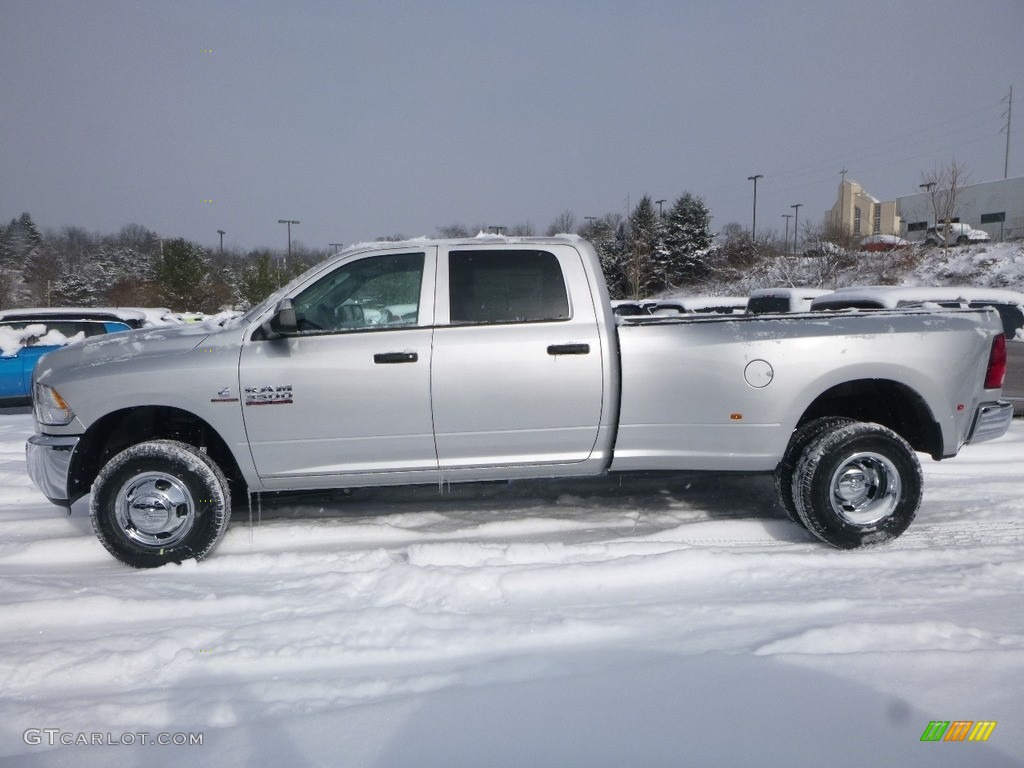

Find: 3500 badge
<box><xmin>244</xmin><ymin>385</ymin><xmax>293</xmax><ymax>406</ymax></box>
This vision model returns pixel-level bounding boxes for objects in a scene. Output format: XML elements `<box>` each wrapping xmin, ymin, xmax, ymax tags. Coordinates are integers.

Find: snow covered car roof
<box><xmin>746</xmin><ymin>288</ymin><xmax>831</xmax><ymax>314</ymax></box>
<box><xmin>817</xmin><ymin>286</ymin><xmax>1024</xmax><ymax>308</ymax></box>
<box><xmin>611</xmin><ymin>296</ymin><xmax>747</xmax><ymax>317</ymax></box>
<box><xmin>0</xmin><ymin>306</ymin><xmax>180</xmax><ymax>329</ymax></box>
<box><xmin>810</xmin><ymin>286</ymin><xmax>1024</xmax><ymax>338</ymax></box>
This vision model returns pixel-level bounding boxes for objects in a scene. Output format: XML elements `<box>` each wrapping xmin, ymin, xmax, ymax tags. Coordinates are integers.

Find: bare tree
<box><xmin>436</xmin><ymin>224</ymin><xmax>469</xmax><ymax>238</ymax></box>
<box><xmin>921</xmin><ymin>159</ymin><xmax>971</xmax><ymax>252</ymax></box>
<box><xmin>546</xmin><ymin>209</ymin><xmax>577</xmax><ymax>236</ymax></box>
<box><xmin>507</xmin><ymin>222</ymin><xmax>535</xmax><ymax>236</ymax></box>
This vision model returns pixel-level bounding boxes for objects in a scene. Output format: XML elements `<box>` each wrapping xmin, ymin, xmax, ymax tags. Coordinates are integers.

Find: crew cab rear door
<box><xmin>239</xmin><ymin>247</ymin><xmax>438</xmax><ymax>485</ymax></box>
<box><xmin>430</xmin><ymin>244</ymin><xmax>605</xmax><ymax>471</ymax></box>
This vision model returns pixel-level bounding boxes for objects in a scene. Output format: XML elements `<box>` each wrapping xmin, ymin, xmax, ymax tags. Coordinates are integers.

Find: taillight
<box><xmin>984</xmin><ymin>334</ymin><xmax>1007</xmax><ymax>389</ymax></box>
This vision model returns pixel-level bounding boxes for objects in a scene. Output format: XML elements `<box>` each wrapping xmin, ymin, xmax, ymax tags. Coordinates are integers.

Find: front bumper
<box><xmin>26</xmin><ymin>433</ymin><xmax>80</xmax><ymax>507</ymax></box>
<box><xmin>966</xmin><ymin>401</ymin><xmax>1014</xmax><ymax>445</ymax></box>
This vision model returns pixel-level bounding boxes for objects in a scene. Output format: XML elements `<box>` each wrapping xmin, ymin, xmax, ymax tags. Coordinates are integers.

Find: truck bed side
<box><xmin>609</xmin><ymin>309</ymin><xmax>1002</xmax><ymax>472</ymax></box>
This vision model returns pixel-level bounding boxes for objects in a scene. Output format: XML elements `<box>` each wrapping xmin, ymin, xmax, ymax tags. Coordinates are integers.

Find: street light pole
<box><xmin>790</xmin><ymin>204</ymin><xmax>803</xmax><ymax>256</ymax></box>
<box><xmin>747</xmin><ymin>175</ymin><xmax>763</xmax><ymax>239</ymax></box>
<box><xmin>277</xmin><ymin>219</ymin><xmax>299</xmax><ymax>275</ymax></box>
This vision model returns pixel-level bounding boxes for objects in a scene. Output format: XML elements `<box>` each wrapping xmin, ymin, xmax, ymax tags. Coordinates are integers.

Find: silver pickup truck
<box><xmin>26</xmin><ymin>237</ymin><xmax>1013</xmax><ymax>567</ymax></box>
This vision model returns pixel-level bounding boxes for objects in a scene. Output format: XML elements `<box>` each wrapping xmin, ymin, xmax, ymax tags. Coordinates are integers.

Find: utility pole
<box><xmin>217</xmin><ymin>229</ymin><xmax>225</xmax><ymax>255</ymax></box>
<box><xmin>1002</xmin><ymin>86</ymin><xmax>1013</xmax><ymax>179</ymax></box>
<box><xmin>277</xmin><ymin>219</ymin><xmax>299</xmax><ymax>275</ymax></box>
<box><xmin>782</xmin><ymin>214</ymin><xmax>792</xmax><ymax>252</ymax></box>
<box><xmin>790</xmin><ymin>203</ymin><xmax>803</xmax><ymax>256</ymax></box>
<box><xmin>747</xmin><ymin>175</ymin><xmax>763</xmax><ymax>239</ymax></box>
<box><xmin>655</xmin><ymin>199</ymin><xmax>666</xmax><ymax>218</ymax></box>
<box><xmin>329</xmin><ymin>243</ymin><xmax>344</xmax><ymax>253</ymax></box>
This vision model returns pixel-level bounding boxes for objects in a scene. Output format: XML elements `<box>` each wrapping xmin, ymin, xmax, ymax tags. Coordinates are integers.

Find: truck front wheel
<box><xmin>794</xmin><ymin>422</ymin><xmax>921</xmax><ymax>548</ymax></box>
<box><xmin>90</xmin><ymin>440</ymin><xmax>231</xmax><ymax>568</ymax></box>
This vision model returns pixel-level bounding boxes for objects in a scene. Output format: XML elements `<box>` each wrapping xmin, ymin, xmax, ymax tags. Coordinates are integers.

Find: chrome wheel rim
<box><xmin>114</xmin><ymin>472</ymin><xmax>195</xmax><ymax>548</ymax></box>
<box><xmin>828</xmin><ymin>451</ymin><xmax>901</xmax><ymax>526</ymax></box>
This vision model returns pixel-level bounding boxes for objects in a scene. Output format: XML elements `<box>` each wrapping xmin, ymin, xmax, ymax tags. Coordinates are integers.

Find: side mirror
<box><xmin>261</xmin><ymin>298</ymin><xmax>298</xmax><ymax>339</ymax></box>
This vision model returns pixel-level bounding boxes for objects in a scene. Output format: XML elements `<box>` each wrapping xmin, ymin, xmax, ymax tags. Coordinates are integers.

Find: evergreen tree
<box><xmin>659</xmin><ymin>193</ymin><xmax>713</xmax><ymax>286</ymax></box>
<box><xmin>4</xmin><ymin>213</ymin><xmax>42</xmax><ymax>259</ymax></box>
<box><xmin>1</xmin><ymin>213</ymin><xmax>42</xmax><ymax>270</ymax></box>
<box><xmin>624</xmin><ymin>195</ymin><xmax>658</xmax><ymax>299</ymax></box>
<box><xmin>240</xmin><ymin>251</ymin><xmax>280</xmax><ymax>307</ymax></box>
<box><xmin>589</xmin><ymin>215</ymin><xmax>628</xmax><ymax>299</ymax></box>
<box><xmin>0</xmin><ymin>220</ymin><xmax>11</xmax><ymax>269</ymax></box>
<box><xmin>18</xmin><ymin>212</ymin><xmax>42</xmax><ymax>250</ymax></box>
<box><xmin>155</xmin><ymin>238</ymin><xmax>210</xmax><ymax>311</ymax></box>
<box><xmin>52</xmin><ymin>264</ymin><xmax>97</xmax><ymax>306</ymax></box>
<box><xmin>0</xmin><ymin>221</ymin><xmax>12</xmax><ymax>306</ymax></box>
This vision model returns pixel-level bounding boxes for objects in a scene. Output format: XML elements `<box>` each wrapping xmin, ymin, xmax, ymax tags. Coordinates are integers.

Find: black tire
<box><xmin>774</xmin><ymin>417</ymin><xmax>856</xmax><ymax>526</ymax></box>
<box><xmin>90</xmin><ymin>439</ymin><xmax>231</xmax><ymax>568</ymax></box>
<box><xmin>793</xmin><ymin>422</ymin><xmax>921</xmax><ymax>549</ymax></box>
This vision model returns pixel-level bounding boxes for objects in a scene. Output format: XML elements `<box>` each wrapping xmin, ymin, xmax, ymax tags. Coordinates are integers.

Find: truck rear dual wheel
<box><xmin>793</xmin><ymin>422</ymin><xmax>922</xmax><ymax>548</ymax></box>
<box><xmin>90</xmin><ymin>440</ymin><xmax>231</xmax><ymax>568</ymax></box>
<box><xmin>774</xmin><ymin>417</ymin><xmax>856</xmax><ymax>526</ymax></box>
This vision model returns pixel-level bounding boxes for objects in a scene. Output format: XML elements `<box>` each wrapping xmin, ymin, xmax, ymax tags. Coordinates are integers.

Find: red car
<box><xmin>859</xmin><ymin>235</ymin><xmax>911</xmax><ymax>252</ymax></box>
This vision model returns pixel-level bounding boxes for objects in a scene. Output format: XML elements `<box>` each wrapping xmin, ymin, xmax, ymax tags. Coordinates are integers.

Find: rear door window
<box><xmin>448</xmin><ymin>250</ymin><xmax>570</xmax><ymax>325</ymax></box>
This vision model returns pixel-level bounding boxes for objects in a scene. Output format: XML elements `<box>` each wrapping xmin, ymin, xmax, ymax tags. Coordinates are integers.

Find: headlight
<box><xmin>33</xmin><ymin>383</ymin><xmax>75</xmax><ymax>426</ymax></box>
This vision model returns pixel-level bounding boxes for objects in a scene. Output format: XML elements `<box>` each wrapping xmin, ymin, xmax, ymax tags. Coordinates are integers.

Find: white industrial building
<box><xmin>896</xmin><ymin>175</ymin><xmax>1024</xmax><ymax>242</ymax></box>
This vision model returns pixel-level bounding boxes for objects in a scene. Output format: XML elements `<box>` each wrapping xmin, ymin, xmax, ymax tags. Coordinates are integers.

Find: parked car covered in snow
<box><xmin>810</xmin><ymin>286</ymin><xmax>1024</xmax><ymax>336</ymax></box>
<box><xmin>0</xmin><ymin>306</ymin><xmax>180</xmax><ymax>330</ymax></box>
<box><xmin>26</xmin><ymin>237</ymin><xmax>1013</xmax><ymax>567</ymax></box>
<box><xmin>920</xmin><ymin>223</ymin><xmax>991</xmax><ymax>247</ymax></box>
<box><xmin>0</xmin><ymin>318</ymin><xmax>132</xmax><ymax>405</ymax></box>
<box><xmin>802</xmin><ymin>241</ymin><xmax>846</xmax><ymax>258</ymax></box>
<box><xmin>859</xmin><ymin>234</ymin><xmax>911</xmax><ymax>252</ymax></box>
<box><xmin>611</xmin><ymin>296</ymin><xmax>747</xmax><ymax>316</ymax></box>
<box><xmin>746</xmin><ymin>288</ymin><xmax>831</xmax><ymax>314</ymax></box>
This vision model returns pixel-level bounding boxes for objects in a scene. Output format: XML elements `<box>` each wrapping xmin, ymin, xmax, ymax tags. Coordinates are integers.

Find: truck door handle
<box><xmin>547</xmin><ymin>343</ymin><xmax>590</xmax><ymax>356</ymax></box>
<box><xmin>373</xmin><ymin>352</ymin><xmax>418</xmax><ymax>364</ymax></box>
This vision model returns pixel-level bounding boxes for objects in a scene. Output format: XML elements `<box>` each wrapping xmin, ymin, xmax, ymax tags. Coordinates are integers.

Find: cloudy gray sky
<box><xmin>3</xmin><ymin>0</ymin><xmax>1022</xmax><ymax>252</ymax></box>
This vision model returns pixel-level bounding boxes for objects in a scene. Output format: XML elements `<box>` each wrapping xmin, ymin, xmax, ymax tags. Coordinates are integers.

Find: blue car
<box><xmin>0</xmin><ymin>318</ymin><xmax>132</xmax><ymax>405</ymax></box>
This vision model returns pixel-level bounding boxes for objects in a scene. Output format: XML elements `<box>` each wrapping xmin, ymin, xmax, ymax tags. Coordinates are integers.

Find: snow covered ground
<box><xmin>1</xmin><ymin>409</ymin><xmax>1022</xmax><ymax>767</ymax></box>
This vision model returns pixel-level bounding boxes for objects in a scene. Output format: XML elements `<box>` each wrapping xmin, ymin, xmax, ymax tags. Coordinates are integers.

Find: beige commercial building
<box><xmin>826</xmin><ymin>179</ymin><xmax>902</xmax><ymax>239</ymax></box>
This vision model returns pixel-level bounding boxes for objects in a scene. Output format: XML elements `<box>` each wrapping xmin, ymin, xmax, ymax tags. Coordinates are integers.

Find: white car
<box><xmin>921</xmin><ymin>223</ymin><xmax>991</xmax><ymax>247</ymax></box>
